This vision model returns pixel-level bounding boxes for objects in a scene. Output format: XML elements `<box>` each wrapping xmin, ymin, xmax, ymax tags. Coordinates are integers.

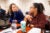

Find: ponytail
<box><xmin>33</xmin><ymin>3</ymin><xmax>45</xmax><ymax>14</ymax></box>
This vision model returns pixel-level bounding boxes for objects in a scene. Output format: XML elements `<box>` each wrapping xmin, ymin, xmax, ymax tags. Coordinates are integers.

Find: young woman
<box><xmin>24</xmin><ymin>3</ymin><xmax>47</xmax><ymax>29</ymax></box>
<box><xmin>9</xmin><ymin>3</ymin><xmax>24</xmax><ymax>23</ymax></box>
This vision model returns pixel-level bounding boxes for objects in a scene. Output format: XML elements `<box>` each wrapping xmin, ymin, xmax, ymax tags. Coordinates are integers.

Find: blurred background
<box><xmin>0</xmin><ymin>0</ymin><xmax>50</xmax><ymax>16</ymax></box>
<box><xmin>0</xmin><ymin>0</ymin><xmax>50</xmax><ymax>33</ymax></box>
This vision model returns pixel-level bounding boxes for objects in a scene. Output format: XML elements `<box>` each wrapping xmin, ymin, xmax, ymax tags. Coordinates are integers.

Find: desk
<box><xmin>0</xmin><ymin>27</ymin><xmax>21</xmax><ymax>33</ymax></box>
<box><xmin>0</xmin><ymin>24</ymin><xmax>44</xmax><ymax>33</ymax></box>
<box><xmin>0</xmin><ymin>23</ymin><xmax>20</xmax><ymax>32</ymax></box>
<box><xmin>17</xmin><ymin>27</ymin><xmax>44</xmax><ymax>33</ymax></box>
<box><xmin>17</xmin><ymin>26</ymin><xmax>31</xmax><ymax>33</ymax></box>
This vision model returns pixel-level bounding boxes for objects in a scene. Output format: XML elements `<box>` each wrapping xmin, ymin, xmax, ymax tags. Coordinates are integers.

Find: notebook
<box><xmin>28</xmin><ymin>28</ymin><xmax>41</xmax><ymax>33</ymax></box>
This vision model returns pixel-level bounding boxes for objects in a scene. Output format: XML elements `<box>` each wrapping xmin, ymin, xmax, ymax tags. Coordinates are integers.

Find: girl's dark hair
<box><xmin>33</xmin><ymin>3</ymin><xmax>45</xmax><ymax>14</ymax></box>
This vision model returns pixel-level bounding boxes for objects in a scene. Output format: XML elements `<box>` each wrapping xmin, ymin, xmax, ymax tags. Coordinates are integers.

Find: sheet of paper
<box><xmin>28</xmin><ymin>28</ymin><xmax>41</xmax><ymax>33</ymax></box>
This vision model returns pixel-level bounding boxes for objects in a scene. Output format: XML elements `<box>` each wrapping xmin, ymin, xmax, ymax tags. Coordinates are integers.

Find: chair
<box><xmin>44</xmin><ymin>16</ymin><xmax>50</xmax><ymax>33</ymax></box>
<box><xmin>0</xmin><ymin>12</ymin><xmax>11</xmax><ymax>29</ymax></box>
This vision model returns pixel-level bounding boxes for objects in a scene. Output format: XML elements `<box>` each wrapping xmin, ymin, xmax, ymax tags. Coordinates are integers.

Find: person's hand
<box><xmin>13</xmin><ymin>20</ymin><xmax>18</xmax><ymax>23</ymax></box>
<box><xmin>24</xmin><ymin>15</ymin><xmax>33</xmax><ymax>22</ymax></box>
<box><xmin>30</xmin><ymin>24</ymin><xmax>34</xmax><ymax>28</ymax></box>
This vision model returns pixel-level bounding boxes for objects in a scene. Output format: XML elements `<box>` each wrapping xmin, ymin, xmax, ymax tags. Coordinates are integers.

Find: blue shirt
<box><xmin>9</xmin><ymin>10</ymin><xmax>24</xmax><ymax>23</ymax></box>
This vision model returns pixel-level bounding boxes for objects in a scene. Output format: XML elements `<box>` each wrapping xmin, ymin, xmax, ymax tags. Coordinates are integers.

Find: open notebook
<box><xmin>28</xmin><ymin>28</ymin><xmax>41</xmax><ymax>33</ymax></box>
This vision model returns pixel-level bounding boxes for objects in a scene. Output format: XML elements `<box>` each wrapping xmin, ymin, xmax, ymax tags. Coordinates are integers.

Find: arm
<box><xmin>17</xmin><ymin>10</ymin><xmax>24</xmax><ymax>23</ymax></box>
<box><xmin>35</xmin><ymin>15</ymin><xmax>47</xmax><ymax>29</ymax></box>
<box><xmin>9</xmin><ymin>17</ymin><xmax>13</xmax><ymax>23</ymax></box>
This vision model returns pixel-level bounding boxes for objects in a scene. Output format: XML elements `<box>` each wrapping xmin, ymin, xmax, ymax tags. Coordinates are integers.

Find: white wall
<box><xmin>33</xmin><ymin>0</ymin><xmax>50</xmax><ymax>16</ymax></box>
<box><xmin>0</xmin><ymin>0</ymin><xmax>50</xmax><ymax>16</ymax></box>
<box><xmin>0</xmin><ymin>0</ymin><xmax>6</xmax><ymax>10</ymax></box>
<box><xmin>0</xmin><ymin>0</ymin><xmax>8</xmax><ymax>13</ymax></box>
<box><xmin>7</xmin><ymin>0</ymin><xmax>34</xmax><ymax>15</ymax></box>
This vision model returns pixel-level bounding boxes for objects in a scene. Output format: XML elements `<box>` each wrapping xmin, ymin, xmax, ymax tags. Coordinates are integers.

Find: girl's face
<box><xmin>12</xmin><ymin>5</ymin><xmax>18</xmax><ymax>12</ymax></box>
<box><xmin>29</xmin><ymin>4</ymin><xmax>37</xmax><ymax>14</ymax></box>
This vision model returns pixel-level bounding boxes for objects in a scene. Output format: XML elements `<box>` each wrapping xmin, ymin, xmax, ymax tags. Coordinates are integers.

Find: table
<box><xmin>0</xmin><ymin>24</ymin><xmax>44</xmax><ymax>33</ymax></box>
<box><xmin>17</xmin><ymin>26</ymin><xmax>31</xmax><ymax>33</ymax></box>
<box><xmin>17</xmin><ymin>27</ymin><xmax>43</xmax><ymax>33</ymax></box>
<box><xmin>0</xmin><ymin>27</ymin><xmax>21</xmax><ymax>33</ymax></box>
<box><xmin>0</xmin><ymin>23</ymin><xmax>20</xmax><ymax>32</ymax></box>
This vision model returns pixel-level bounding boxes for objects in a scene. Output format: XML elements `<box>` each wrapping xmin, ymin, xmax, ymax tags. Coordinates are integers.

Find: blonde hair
<box><xmin>8</xmin><ymin>3</ymin><xmax>19</xmax><ymax>13</ymax></box>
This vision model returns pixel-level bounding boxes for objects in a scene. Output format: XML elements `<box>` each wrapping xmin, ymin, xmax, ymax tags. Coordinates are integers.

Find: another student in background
<box><xmin>9</xmin><ymin>3</ymin><xmax>24</xmax><ymax>23</ymax></box>
<box><xmin>24</xmin><ymin>3</ymin><xmax>47</xmax><ymax>29</ymax></box>
<box><xmin>0</xmin><ymin>6</ymin><xmax>6</xmax><ymax>20</ymax></box>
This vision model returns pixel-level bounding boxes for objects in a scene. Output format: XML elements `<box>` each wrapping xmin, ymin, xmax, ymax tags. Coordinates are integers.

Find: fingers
<box><xmin>30</xmin><ymin>24</ymin><xmax>34</xmax><ymax>28</ymax></box>
<box><xmin>24</xmin><ymin>15</ymin><xmax>33</xmax><ymax>22</ymax></box>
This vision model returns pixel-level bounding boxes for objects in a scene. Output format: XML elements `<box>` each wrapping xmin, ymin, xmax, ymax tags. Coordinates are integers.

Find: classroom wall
<box><xmin>0</xmin><ymin>0</ymin><xmax>50</xmax><ymax>16</ymax></box>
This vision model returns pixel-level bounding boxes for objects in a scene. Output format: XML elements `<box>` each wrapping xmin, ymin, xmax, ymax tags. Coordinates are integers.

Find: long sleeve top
<box><xmin>9</xmin><ymin>10</ymin><xmax>24</xmax><ymax>23</ymax></box>
<box><xmin>27</xmin><ymin>13</ymin><xmax>47</xmax><ymax>29</ymax></box>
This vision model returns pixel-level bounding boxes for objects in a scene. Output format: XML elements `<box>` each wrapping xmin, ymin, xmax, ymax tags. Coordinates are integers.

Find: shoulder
<box><xmin>40</xmin><ymin>13</ymin><xmax>46</xmax><ymax>18</ymax></box>
<box><xmin>18</xmin><ymin>10</ymin><xmax>22</xmax><ymax>13</ymax></box>
<box><xmin>18</xmin><ymin>10</ymin><xmax>23</xmax><ymax>14</ymax></box>
<box><xmin>1</xmin><ymin>9</ymin><xmax>5</xmax><ymax>12</ymax></box>
<box><xmin>38</xmin><ymin>13</ymin><xmax>46</xmax><ymax>20</ymax></box>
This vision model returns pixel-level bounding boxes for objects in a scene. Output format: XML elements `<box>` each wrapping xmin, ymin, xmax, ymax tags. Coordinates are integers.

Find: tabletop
<box><xmin>0</xmin><ymin>24</ymin><xmax>44</xmax><ymax>33</ymax></box>
<box><xmin>17</xmin><ymin>26</ymin><xmax>44</xmax><ymax>33</ymax></box>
